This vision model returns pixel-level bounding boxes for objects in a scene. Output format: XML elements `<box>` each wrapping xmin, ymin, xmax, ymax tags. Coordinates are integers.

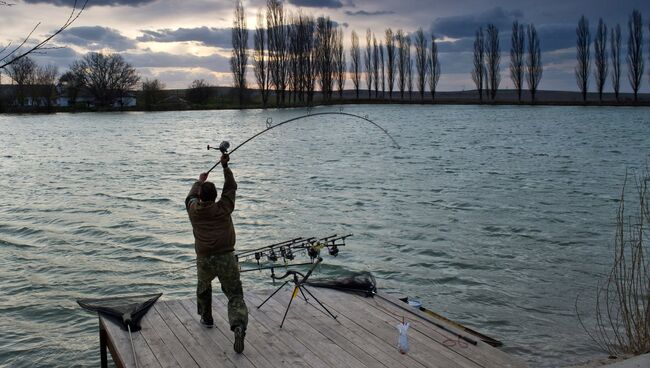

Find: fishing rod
<box><xmin>205</xmin><ymin>111</ymin><xmax>401</xmax><ymax>173</ymax></box>
<box><xmin>236</xmin><ymin>234</ymin><xmax>351</xmax><ymax>273</ymax></box>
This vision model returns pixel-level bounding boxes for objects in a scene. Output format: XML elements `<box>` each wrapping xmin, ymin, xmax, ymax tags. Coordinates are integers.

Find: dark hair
<box><xmin>199</xmin><ymin>181</ymin><xmax>217</xmax><ymax>202</ymax></box>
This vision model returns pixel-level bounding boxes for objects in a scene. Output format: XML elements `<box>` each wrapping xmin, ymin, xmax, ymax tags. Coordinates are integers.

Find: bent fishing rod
<box><xmin>205</xmin><ymin>111</ymin><xmax>401</xmax><ymax>173</ymax></box>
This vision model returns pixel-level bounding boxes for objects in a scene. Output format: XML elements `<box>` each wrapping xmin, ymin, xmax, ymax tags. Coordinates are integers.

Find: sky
<box><xmin>2</xmin><ymin>0</ymin><xmax>650</xmax><ymax>92</ymax></box>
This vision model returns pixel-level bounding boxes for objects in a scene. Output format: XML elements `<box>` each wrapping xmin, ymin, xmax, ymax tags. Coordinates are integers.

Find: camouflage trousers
<box><xmin>196</xmin><ymin>251</ymin><xmax>248</xmax><ymax>331</ymax></box>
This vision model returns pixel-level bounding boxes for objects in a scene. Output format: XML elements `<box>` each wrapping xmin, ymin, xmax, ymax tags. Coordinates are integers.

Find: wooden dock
<box><xmin>98</xmin><ymin>287</ymin><xmax>526</xmax><ymax>368</ymax></box>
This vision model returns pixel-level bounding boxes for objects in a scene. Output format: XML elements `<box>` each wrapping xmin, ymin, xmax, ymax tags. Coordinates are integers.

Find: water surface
<box><xmin>0</xmin><ymin>105</ymin><xmax>649</xmax><ymax>367</ymax></box>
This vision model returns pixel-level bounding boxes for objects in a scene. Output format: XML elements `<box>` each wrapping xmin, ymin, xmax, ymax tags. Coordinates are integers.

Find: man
<box><xmin>185</xmin><ymin>153</ymin><xmax>248</xmax><ymax>354</ymax></box>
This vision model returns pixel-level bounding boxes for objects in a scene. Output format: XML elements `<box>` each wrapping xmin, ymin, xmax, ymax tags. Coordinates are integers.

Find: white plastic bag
<box><xmin>397</xmin><ymin>321</ymin><xmax>410</xmax><ymax>354</ymax></box>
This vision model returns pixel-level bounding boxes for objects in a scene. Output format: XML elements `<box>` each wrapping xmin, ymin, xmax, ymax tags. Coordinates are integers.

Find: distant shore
<box><xmin>2</xmin><ymin>87</ymin><xmax>649</xmax><ymax>114</ymax></box>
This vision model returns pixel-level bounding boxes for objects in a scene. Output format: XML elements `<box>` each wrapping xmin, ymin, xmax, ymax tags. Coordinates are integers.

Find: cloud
<box><xmin>59</xmin><ymin>26</ymin><xmax>136</xmax><ymax>51</ymax></box>
<box><xmin>23</xmin><ymin>0</ymin><xmax>158</xmax><ymax>7</ymax></box>
<box><xmin>344</xmin><ymin>10</ymin><xmax>395</xmax><ymax>16</ymax></box>
<box><xmin>287</xmin><ymin>0</ymin><xmax>343</xmax><ymax>9</ymax></box>
<box><xmin>535</xmin><ymin>24</ymin><xmax>575</xmax><ymax>52</ymax></box>
<box><xmin>137</xmin><ymin>27</ymin><xmax>232</xmax><ymax>48</ymax></box>
<box><xmin>123</xmin><ymin>50</ymin><xmax>229</xmax><ymax>71</ymax></box>
<box><xmin>432</xmin><ymin>7</ymin><xmax>523</xmax><ymax>38</ymax></box>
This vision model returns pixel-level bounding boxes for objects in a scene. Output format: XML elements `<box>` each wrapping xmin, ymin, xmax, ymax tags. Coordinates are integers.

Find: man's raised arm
<box><xmin>186</xmin><ymin>172</ymin><xmax>208</xmax><ymax>211</ymax></box>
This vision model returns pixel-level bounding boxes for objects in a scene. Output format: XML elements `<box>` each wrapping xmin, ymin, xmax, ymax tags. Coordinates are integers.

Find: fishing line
<box><xmin>206</xmin><ymin>111</ymin><xmax>401</xmax><ymax>173</ymax></box>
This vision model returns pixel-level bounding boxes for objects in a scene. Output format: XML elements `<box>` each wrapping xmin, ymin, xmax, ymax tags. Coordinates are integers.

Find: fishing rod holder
<box><xmin>257</xmin><ymin>257</ymin><xmax>338</xmax><ymax>328</ymax></box>
<box><xmin>236</xmin><ymin>234</ymin><xmax>351</xmax><ymax>274</ymax></box>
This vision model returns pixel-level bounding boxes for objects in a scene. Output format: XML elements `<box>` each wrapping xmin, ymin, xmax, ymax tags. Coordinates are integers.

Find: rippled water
<box><xmin>0</xmin><ymin>105</ymin><xmax>649</xmax><ymax>367</ymax></box>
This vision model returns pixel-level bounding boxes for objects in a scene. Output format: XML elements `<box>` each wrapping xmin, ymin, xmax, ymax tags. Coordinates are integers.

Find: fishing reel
<box><xmin>236</xmin><ymin>234</ymin><xmax>352</xmax><ymax>273</ymax></box>
<box><xmin>207</xmin><ymin>141</ymin><xmax>230</xmax><ymax>154</ymax></box>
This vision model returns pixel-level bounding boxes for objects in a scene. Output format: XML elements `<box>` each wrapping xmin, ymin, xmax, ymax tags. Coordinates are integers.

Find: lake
<box><xmin>0</xmin><ymin>105</ymin><xmax>649</xmax><ymax>367</ymax></box>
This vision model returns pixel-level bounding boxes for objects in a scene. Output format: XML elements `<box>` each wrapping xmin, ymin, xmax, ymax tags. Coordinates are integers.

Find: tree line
<box><xmin>2</xmin><ymin>52</ymin><xmax>233</xmax><ymax>110</ymax></box>
<box><xmin>471</xmin><ymin>21</ymin><xmax>542</xmax><ymax>103</ymax></box>
<box><xmin>576</xmin><ymin>10</ymin><xmax>647</xmax><ymax>102</ymax></box>
<box><xmin>3</xmin><ymin>53</ymin><xmax>140</xmax><ymax>108</ymax></box>
<box><xmin>231</xmin><ymin>0</ymin><xmax>441</xmax><ymax>107</ymax></box>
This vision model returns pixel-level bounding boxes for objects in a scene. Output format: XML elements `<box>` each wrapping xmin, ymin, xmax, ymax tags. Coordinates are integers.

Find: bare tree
<box><xmin>5</xmin><ymin>56</ymin><xmax>36</xmax><ymax>106</ymax></box>
<box><xmin>289</xmin><ymin>13</ymin><xmax>315</xmax><ymax>104</ymax></box>
<box><xmin>527</xmin><ymin>24</ymin><xmax>543</xmax><ymax>103</ymax></box>
<box><xmin>333</xmin><ymin>27</ymin><xmax>346</xmax><ymax>99</ymax></box>
<box><xmin>428</xmin><ymin>34</ymin><xmax>441</xmax><ymax>101</ymax></box>
<box><xmin>350</xmin><ymin>30</ymin><xmax>361</xmax><ymax>99</ymax></box>
<box><xmin>385</xmin><ymin>28</ymin><xmax>396</xmax><ymax>100</ymax></box>
<box><xmin>397</xmin><ymin>29</ymin><xmax>406</xmax><ymax>99</ymax></box>
<box><xmin>302</xmin><ymin>17</ymin><xmax>317</xmax><ymax>104</ymax></box>
<box><xmin>254</xmin><ymin>10</ymin><xmax>269</xmax><ymax>107</ymax></box>
<box><xmin>611</xmin><ymin>24</ymin><xmax>621</xmax><ymax>101</ymax></box>
<box><xmin>364</xmin><ymin>29</ymin><xmax>373</xmax><ymax>98</ymax></box>
<box><xmin>59</xmin><ymin>70</ymin><xmax>83</xmax><ymax>106</ymax></box>
<box><xmin>576</xmin><ymin>15</ymin><xmax>591</xmax><ymax>103</ymax></box>
<box><xmin>186</xmin><ymin>79</ymin><xmax>213</xmax><ymax>105</ymax></box>
<box><xmin>141</xmin><ymin>78</ymin><xmax>165</xmax><ymax>110</ymax></box>
<box><xmin>0</xmin><ymin>1</ymin><xmax>88</xmax><ymax>70</ymax></box>
<box><xmin>510</xmin><ymin>20</ymin><xmax>525</xmax><ymax>102</ymax></box>
<box><xmin>594</xmin><ymin>19</ymin><xmax>608</xmax><ymax>103</ymax></box>
<box><xmin>230</xmin><ymin>0</ymin><xmax>248</xmax><ymax>106</ymax></box>
<box><xmin>427</xmin><ymin>34</ymin><xmax>440</xmax><ymax>101</ymax></box>
<box><xmin>315</xmin><ymin>16</ymin><xmax>335</xmax><ymax>101</ymax></box>
<box><xmin>379</xmin><ymin>41</ymin><xmax>385</xmax><ymax>98</ymax></box>
<box><xmin>485</xmin><ymin>24</ymin><xmax>500</xmax><ymax>100</ymax></box>
<box><xmin>34</xmin><ymin>64</ymin><xmax>57</xmax><ymax>108</ymax></box>
<box><xmin>471</xmin><ymin>28</ymin><xmax>486</xmax><ymax>101</ymax></box>
<box><xmin>372</xmin><ymin>35</ymin><xmax>379</xmax><ymax>98</ymax></box>
<box><xmin>71</xmin><ymin>52</ymin><xmax>140</xmax><ymax>107</ymax></box>
<box><xmin>414</xmin><ymin>28</ymin><xmax>427</xmax><ymax>101</ymax></box>
<box><xmin>406</xmin><ymin>35</ymin><xmax>413</xmax><ymax>100</ymax></box>
<box><xmin>267</xmin><ymin>0</ymin><xmax>288</xmax><ymax>105</ymax></box>
<box><xmin>627</xmin><ymin>10</ymin><xmax>644</xmax><ymax>102</ymax></box>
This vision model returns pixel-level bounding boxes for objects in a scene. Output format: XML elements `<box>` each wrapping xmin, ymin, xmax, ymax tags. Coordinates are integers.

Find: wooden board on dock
<box><xmin>98</xmin><ymin>288</ymin><xmax>527</xmax><ymax>368</ymax></box>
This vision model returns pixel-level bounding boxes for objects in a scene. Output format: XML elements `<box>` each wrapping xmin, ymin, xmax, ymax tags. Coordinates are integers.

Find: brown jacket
<box><xmin>185</xmin><ymin>167</ymin><xmax>237</xmax><ymax>256</ymax></box>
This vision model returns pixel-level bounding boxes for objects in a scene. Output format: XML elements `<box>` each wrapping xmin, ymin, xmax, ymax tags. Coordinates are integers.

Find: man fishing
<box><xmin>185</xmin><ymin>153</ymin><xmax>247</xmax><ymax>354</ymax></box>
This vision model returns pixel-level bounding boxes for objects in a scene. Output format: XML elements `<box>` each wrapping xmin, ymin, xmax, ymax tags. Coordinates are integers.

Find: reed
<box><xmin>577</xmin><ymin>169</ymin><xmax>650</xmax><ymax>356</ymax></box>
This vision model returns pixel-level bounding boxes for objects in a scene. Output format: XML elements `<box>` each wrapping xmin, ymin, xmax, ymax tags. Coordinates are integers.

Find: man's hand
<box><xmin>220</xmin><ymin>153</ymin><xmax>230</xmax><ymax>167</ymax></box>
<box><xmin>198</xmin><ymin>172</ymin><xmax>208</xmax><ymax>182</ymax></box>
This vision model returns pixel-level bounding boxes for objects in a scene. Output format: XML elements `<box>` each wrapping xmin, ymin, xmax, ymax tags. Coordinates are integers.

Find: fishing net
<box><xmin>77</xmin><ymin>293</ymin><xmax>162</xmax><ymax>332</ymax></box>
<box><xmin>306</xmin><ymin>271</ymin><xmax>377</xmax><ymax>296</ymax></box>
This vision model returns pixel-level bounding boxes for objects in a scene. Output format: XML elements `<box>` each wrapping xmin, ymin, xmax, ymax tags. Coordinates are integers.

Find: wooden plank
<box><xmin>306</xmin><ymin>289</ymin><xmax>478</xmax><ymax>368</ymax></box>
<box><xmin>145</xmin><ymin>304</ymin><xmax>199</xmax><ymax>368</ymax></box>
<box><xmin>154</xmin><ymin>302</ymin><xmax>233</xmax><ymax>368</ymax></box>
<box><xmin>319</xmin><ymin>288</ymin><xmax>526</xmax><ymax>368</ymax></box>
<box><xmin>177</xmin><ymin>299</ymin><xmax>257</xmax><ymax>368</ymax></box>
<box><xmin>358</xmin><ymin>291</ymin><xmax>526</xmax><ymax>368</ymax></box>
<box><xmin>247</xmin><ymin>287</ymin><xmax>405</xmax><ymax>368</ymax></box>
<box><xmin>215</xmin><ymin>291</ymin><xmax>352</xmax><ymax>368</ymax></box>
<box><xmin>167</xmin><ymin>300</ymin><xmax>253</xmax><ymax>368</ymax></box>
<box><xmin>100</xmin><ymin>314</ymin><xmax>162</xmax><ymax>368</ymax></box>
<box><xmin>212</xmin><ymin>293</ymin><xmax>332</xmax><ymax>368</ymax></box>
<box><xmin>241</xmin><ymin>289</ymin><xmax>369</xmax><ymax>368</ymax></box>
<box><xmin>287</xmin><ymin>288</ymin><xmax>473</xmax><ymax>368</ymax></box>
<box><xmin>204</xmin><ymin>295</ymin><xmax>305</xmax><ymax>368</ymax></box>
<box><xmin>261</xmin><ymin>289</ymin><xmax>427</xmax><ymax>368</ymax></box>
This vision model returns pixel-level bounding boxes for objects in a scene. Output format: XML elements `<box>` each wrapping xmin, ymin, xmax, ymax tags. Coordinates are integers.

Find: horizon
<box><xmin>2</xmin><ymin>0</ymin><xmax>650</xmax><ymax>93</ymax></box>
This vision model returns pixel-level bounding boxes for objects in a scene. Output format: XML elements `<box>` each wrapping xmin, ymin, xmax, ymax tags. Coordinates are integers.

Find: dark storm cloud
<box><xmin>23</xmin><ymin>0</ymin><xmax>157</xmax><ymax>7</ymax></box>
<box><xmin>287</xmin><ymin>0</ymin><xmax>344</xmax><ymax>8</ymax></box>
<box><xmin>345</xmin><ymin>10</ymin><xmax>395</xmax><ymax>16</ymax></box>
<box><xmin>536</xmin><ymin>24</ymin><xmax>576</xmax><ymax>52</ymax></box>
<box><xmin>59</xmin><ymin>26</ymin><xmax>136</xmax><ymax>51</ymax></box>
<box><xmin>137</xmin><ymin>27</ymin><xmax>232</xmax><ymax>48</ymax></box>
<box><xmin>432</xmin><ymin>7</ymin><xmax>523</xmax><ymax>39</ymax></box>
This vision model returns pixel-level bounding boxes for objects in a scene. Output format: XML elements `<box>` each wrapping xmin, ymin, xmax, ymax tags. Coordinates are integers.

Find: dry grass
<box><xmin>577</xmin><ymin>169</ymin><xmax>650</xmax><ymax>356</ymax></box>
